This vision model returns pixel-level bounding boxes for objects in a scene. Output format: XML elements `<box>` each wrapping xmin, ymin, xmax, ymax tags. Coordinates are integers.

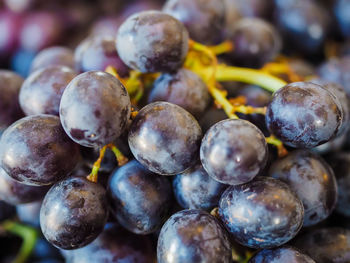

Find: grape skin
<box><xmin>128</xmin><ymin>102</ymin><xmax>202</xmax><ymax>175</ymax></box>
<box><xmin>219</xmin><ymin>177</ymin><xmax>304</xmax><ymax>249</ymax></box>
<box><xmin>40</xmin><ymin>176</ymin><xmax>108</xmax><ymax>250</ymax></box>
<box><xmin>0</xmin><ymin>114</ymin><xmax>80</xmax><ymax>186</ymax></box>
<box><xmin>59</xmin><ymin>71</ymin><xmax>131</xmax><ymax>148</ymax></box>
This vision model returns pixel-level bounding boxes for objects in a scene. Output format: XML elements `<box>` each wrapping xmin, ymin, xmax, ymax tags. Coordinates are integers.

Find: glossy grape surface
<box><xmin>40</xmin><ymin>176</ymin><xmax>108</xmax><ymax>250</ymax></box>
<box><xmin>200</xmin><ymin>119</ymin><xmax>268</xmax><ymax>185</ymax></box>
<box><xmin>116</xmin><ymin>11</ymin><xmax>189</xmax><ymax>73</ymax></box>
<box><xmin>157</xmin><ymin>209</ymin><xmax>232</xmax><ymax>263</ymax></box>
<box><xmin>19</xmin><ymin>66</ymin><xmax>77</xmax><ymax>116</ymax></box>
<box><xmin>59</xmin><ymin>71</ymin><xmax>131</xmax><ymax>147</ymax></box>
<box><xmin>163</xmin><ymin>0</ymin><xmax>225</xmax><ymax>45</ymax></box>
<box><xmin>219</xmin><ymin>177</ymin><xmax>304</xmax><ymax>249</ymax></box>
<box><xmin>128</xmin><ymin>102</ymin><xmax>202</xmax><ymax>175</ymax></box>
<box><xmin>107</xmin><ymin>160</ymin><xmax>172</xmax><ymax>234</ymax></box>
<box><xmin>269</xmin><ymin>150</ymin><xmax>338</xmax><ymax>226</ymax></box>
<box><xmin>0</xmin><ymin>115</ymin><xmax>79</xmax><ymax>186</ymax></box>
<box><xmin>148</xmin><ymin>69</ymin><xmax>210</xmax><ymax>118</ymax></box>
<box><xmin>173</xmin><ymin>162</ymin><xmax>227</xmax><ymax>210</ymax></box>
<box><xmin>266</xmin><ymin>82</ymin><xmax>343</xmax><ymax>148</ymax></box>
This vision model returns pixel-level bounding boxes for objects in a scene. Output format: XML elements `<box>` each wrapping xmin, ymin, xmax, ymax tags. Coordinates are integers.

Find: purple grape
<box><xmin>219</xmin><ymin>177</ymin><xmax>304</xmax><ymax>249</ymax></box>
<box><xmin>269</xmin><ymin>150</ymin><xmax>338</xmax><ymax>226</ymax></box>
<box><xmin>0</xmin><ymin>70</ymin><xmax>24</xmax><ymax>130</ymax></box>
<box><xmin>89</xmin><ymin>16</ymin><xmax>121</xmax><ymax>37</ymax></box>
<box><xmin>148</xmin><ymin>69</ymin><xmax>210</xmax><ymax>118</ymax></box>
<box><xmin>334</xmin><ymin>0</ymin><xmax>350</xmax><ymax>38</ymax></box>
<box><xmin>128</xmin><ymin>102</ymin><xmax>202</xmax><ymax>175</ymax></box>
<box><xmin>116</xmin><ymin>11</ymin><xmax>189</xmax><ymax>73</ymax></box>
<box><xmin>59</xmin><ymin>71</ymin><xmax>131</xmax><ymax>147</ymax></box>
<box><xmin>0</xmin><ymin>115</ymin><xmax>80</xmax><ymax>186</ymax></box>
<box><xmin>163</xmin><ymin>0</ymin><xmax>225</xmax><ymax>44</ymax></box>
<box><xmin>266</xmin><ymin>82</ymin><xmax>343</xmax><ymax>148</ymax></box>
<box><xmin>200</xmin><ymin>119</ymin><xmax>268</xmax><ymax>185</ymax></box>
<box><xmin>173</xmin><ymin>162</ymin><xmax>227</xmax><ymax>210</ymax></box>
<box><xmin>0</xmin><ymin>10</ymin><xmax>22</xmax><ymax>57</ymax></box>
<box><xmin>107</xmin><ymin>160</ymin><xmax>172</xmax><ymax>234</ymax></box>
<box><xmin>30</xmin><ymin>46</ymin><xmax>75</xmax><ymax>73</ymax></box>
<box><xmin>19</xmin><ymin>65</ymin><xmax>77</xmax><ymax>116</ymax></box>
<box><xmin>157</xmin><ymin>209</ymin><xmax>232</xmax><ymax>263</ymax></box>
<box><xmin>40</xmin><ymin>176</ymin><xmax>108</xmax><ymax>250</ymax></box>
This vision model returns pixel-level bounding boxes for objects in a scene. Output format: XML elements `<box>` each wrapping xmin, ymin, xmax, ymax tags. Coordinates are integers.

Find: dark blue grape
<box><xmin>19</xmin><ymin>66</ymin><xmax>77</xmax><ymax>116</ymax></box>
<box><xmin>59</xmin><ymin>71</ymin><xmax>131</xmax><ymax>147</ymax></box>
<box><xmin>128</xmin><ymin>102</ymin><xmax>202</xmax><ymax>175</ymax></box>
<box><xmin>269</xmin><ymin>150</ymin><xmax>338</xmax><ymax>226</ymax></box>
<box><xmin>116</xmin><ymin>11</ymin><xmax>189</xmax><ymax>73</ymax></box>
<box><xmin>40</xmin><ymin>176</ymin><xmax>108</xmax><ymax>250</ymax></box>
<box><xmin>157</xmin><ymin>209</ymin><xmax>232</xmax><ymax>263</ymax></box>
<box><xmin>294</xmin><ymin>228</ymin><xmax>350</xmax><ymax>263</ymax></box>
<box><xmin>200</xmin><ymin>119</ymin><xmax>268</xmax><ymax>185</ymax></box>
<box><xmin>163</xmin><ymin>0</ymin><xmax>225</xmax><ymax>45</ymax></box>
<box><xmin>0</xmin><ymin>70</ymin><xmax>24</xmax><ymax>130</ymax></box>
<box><xmin>334</xmin><ymin>0</ymin><xmax>350</xmax><ymax>38</ymax></box>
<box><xmin>30</xmin><ymin>46</ymin><xmax>75</xmax><ymax>73</ymax></box>
<box><xmin>0</xmin><ymin>167</ymin><xmax>49</xmax><ymax>205</ymax></box>
<box><xmin>107</xmin><ymin>160</ymin><xmax>172</xmax><ymax>234</ymax></box>
<box><xmin>219</xmin><ymin>177</ymin><xmax>304</xmax><ymax>249</ymax></box>
<box><xmin>0</xmin><ymin>201</ymin><xmax>16</xmax><ymax>222</ymax></box>
<box><xmin>63</xmin><ymin>223</ymin><xmax>156</xmax><ymax>263</ymax></box>
<box><xmin>266</xmin><ymin>82</ymin><xmax>343</xmax><ymax>148</ymax></box>
<box><xmin>249</xmin><ymin>246</ymin><xmax>316</xmax><ymax>263</ymax></box>
<box><xmin>173</xmin><ymin>162</ymin><xmax>227</xmax><ymax>210</ymax></box>
<box><xmin>16</xmin><ymin>201</ymin><xmax>41</xmax><ymax>227</ymax></box>
<box><xmin>10</xmin><ymin>49</ymin><xmax>36</xmax><ymax>77</ymax></box>
<box><xmin>312</xmin><ymin>133</ymin><xmax>346</xmax><ymax>155</ymax></box>
<box><xmin>148</xmin><ymin>69</ymin><xmax>210</xmax><ymax>118</ymax></box>
<box><xmin>0</xmin><ymin>115</ymin><xmax>80</xmax><ymax>186</ymax></box>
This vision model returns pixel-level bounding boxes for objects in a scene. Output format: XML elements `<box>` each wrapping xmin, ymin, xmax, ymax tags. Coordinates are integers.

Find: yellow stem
<box><xmin>265</xmin><ymin>135</ymin><xmax>288</xmax><ymax>157</ymax></box>
<box><xmin>86</xmin><ymin>145</ymin><xmax>108</xmax><ymax>183</ymax></box>
<box><xmin>208</xmin><ymin>41</ymin><xmax>234</xmax><ymax>55</ymax></box>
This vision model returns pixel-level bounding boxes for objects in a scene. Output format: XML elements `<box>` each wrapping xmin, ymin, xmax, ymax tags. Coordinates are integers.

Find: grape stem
<box><xmin>266</xmin><ymin>135</ymin><xmax>288</xmax><ymax>157</ymax></box>
<box><xmin>1</xmin><ymin>220</ymin><xmax>38</xmax><ymax>263</ymax></box>
<box><xmin>208</xmin><ymin>40</ymin><xmax>234</xmax><ymax>55</ymax></box>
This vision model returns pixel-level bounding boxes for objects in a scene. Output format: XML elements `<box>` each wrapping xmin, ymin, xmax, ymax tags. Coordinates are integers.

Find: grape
<box><xmin>19</xmin><ymin>66</ymin><xmax>77</xmax><ymax>116</ymax></box>
<box><xmin>16</xmin><ymin>201</ymin><xmax>41</xmax><ymax>227</ymax></box>
<box><xmin>10</xmin><ymin>49</ymin><xmax>36</xmax><ymax>77</ymax></box>
<box><xmin>30</xmin><ymin>46</ymin><xmax>75</xmax><ymax>73</ymax></box>
<box><xmin>0</xmin><ymin>70</ymin><xmax>24</xmax><ymax>130</ymax></box>
<box><xmin>312</xmin><ymin>133</ymin><xmax>346</xmax><ymax>155</ymax></box>
<box><xmin>219</xmin><ymin>177</ymin><xmax>304</xmax><ymax>249</ymax></box>
<box><xmin>269</xmin><ymin>150</ymin><xmax>338</xmax><ymax>226</ymax></box>
<box><xmin>200</xmin><ymin>119</ymin><xmax>268</xmax><ymax>185</ymax></box>
<box><xmin>334</xmin><ymin>0</ymin><xmax>350</xmax><ymax>38</ymax></box>
<box><xmin>0</xmin><ymin>201</ymin><xmax>15</xmax><ymax>222</ymax></box>
<box><xmin>148</xmin><ymin>69</ymin><xmax>210</xmax><ymax>118</ymax></box>
<box><xmin>249</xmin><ymin>246</ymin><xmax>316</xmax><ymax>263</ymax></box>
<box><xmin>107</xmin><ymin>160</ymin><xmax>173</xmax><ymax>234</ymax></box>
<box><xmin>116</xmin><ymin>10</ymin><xmax>189</xmax><ymax>73</ymax></box>
<box><xmin>199</xmin><ymin>108</ymin><xmax>227</xmax><ymax>133</ymax></box>
<box><xmin>40</xmin><ymin>176</ymin><xmax>108</xmax><ymax>250</ymax></box>
<box><xmin>59</xmin><ymin>71</ymin><xmax>131</xmax><ymax>148</ymax></box>
<box><xmin>89</xmin><ymin>16</ymin><xmax>121</xmax><ymax>37</ymax></box>
<box><xmin>0</xmin><ymin>115</ymin><xmax>80</xmax><ymax>186</ymax></box>
<box><xmin>128</xmin><ymin>102</ymin><xmax>202</xmax><ymax>175</ymax></box>
<box><xmin>0</xmin><ymin>10</ymin><xmax>22</xmax><ymax>57</ymax></box>
<box><xmin>227</xmin><ymin>18</ymin><xmax>281</xmax><ymax>68</ymax></box>
<box><xmin>173</xmin><ymin>162</ymin><xmax>227</xmax><ymax>210</ymax></box>
<box><xmin>163</xmin><ymin>0</ymin><xmax>225</xmax><ymax>45</ymax></box>
<box><xmin>32</xmin><ymin>237</ymin><xmax>62</xmax><ymax>261</ymax></box>
<box><xmin>266</xmin><ymin>82</ymin><xmax>343</xmax><ymax>148</ymax></box>
<box><xmin>288</xmin><ymin>59</ymin><xmax>315</xmax><ymax>78</ymax></box>
<box><xmin>63</xmin><ymin>223</ymin><xmax>156</xmax><ymax>263</ymax></box>
<box><xmin>74</xmin><ymin>36</ymin><xmax>129</xmax><ymax>77</ymax></box>
<box><xmin>157</xmin><ymin>209</ymin><xmax>232</xmax><ymax>263</ymax></box>
<box><xmin>0</xmin><ymin>167</ymin><xmax>49</xmax><ymax>205</ymax></box>
<box><xmin>294</xmin><ymin>228</ymin><xmax>350</xmax><ymax>263</ymax></box>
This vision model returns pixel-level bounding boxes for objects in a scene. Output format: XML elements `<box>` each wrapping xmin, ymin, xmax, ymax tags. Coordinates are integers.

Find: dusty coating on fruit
<box><xmin>219</xmin><ymin>177</ymin><xmax>304</xmax><ymax>249</ymax></box>
<box><xmin>163</xmin><ymin>0</ymin><xmax>225</xmax><ymax>44</ymax></box>
<box><xmin>116</xmin><ymin>10</ymin><xmax>189</xmax><ymax>73</ymax></box>
<box><xmin>173</xmin><ymin>162</ymin><xmax>228</xmax><ymax>210</ymax></box>
<box><xmin>269</xmin><ymin>150</ymin><xmax>338</xmax><ymax>227</ymax></box>
<box><xmin>128</xmin><ymin>101</ymin><xmax>202</xmax><ymax>175</ymax></box>
<box><xmin>157</xmin><ymin>210</ymin><xmax>232</xmax><ymax>263</ymax></box>
<box><xmin>200</xmin><ymin>119</ymin><xmax>268</xmax><ymax>185</ymax></box>
<box><xmin>59</xmin><ymin>71</ymin><xmax>131</xmax><ymax>147</ymax></box>
<box><xmin>249</xmin><ymin>246</ymin><xmax>316</xmax><ymax>263</ymax></box>
<box><xmin>266</xmin><ymin>82</ymin><xmax>343</xmax><ymax>148</ymax></box>
<box><xmin>148</xmin><ymin>69</ymin><xmax>210</xmax><ymax>118</ymax></box>
<box><xmin>0</xmin><ymin>115</ymin><xmax>80</xmax><ymax>186</ymax></box>
<box><xmin>107</xmin><ymin>160</ymin><xmax>173</xmax><ymax>234</ymax></box>
<box><xmin>40</xmin><ymin>177</ymin><xmax>108</xmax><ymax>250</ymax></box>
<box><xmin>19</xmin><ymin>65</ymin><xmax>77</xmax><ymax>116</ymax></box>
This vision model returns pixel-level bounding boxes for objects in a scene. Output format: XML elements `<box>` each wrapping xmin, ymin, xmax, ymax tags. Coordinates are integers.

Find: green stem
<box><xmin>2</xmin><ymin>220</ymin><xmax>38</xmax><ymax>263</ymax></box>
<box><xmin>215</xmin><ymin>64</ymin><xmax>287</xmax><ymax>93</ymax></box>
